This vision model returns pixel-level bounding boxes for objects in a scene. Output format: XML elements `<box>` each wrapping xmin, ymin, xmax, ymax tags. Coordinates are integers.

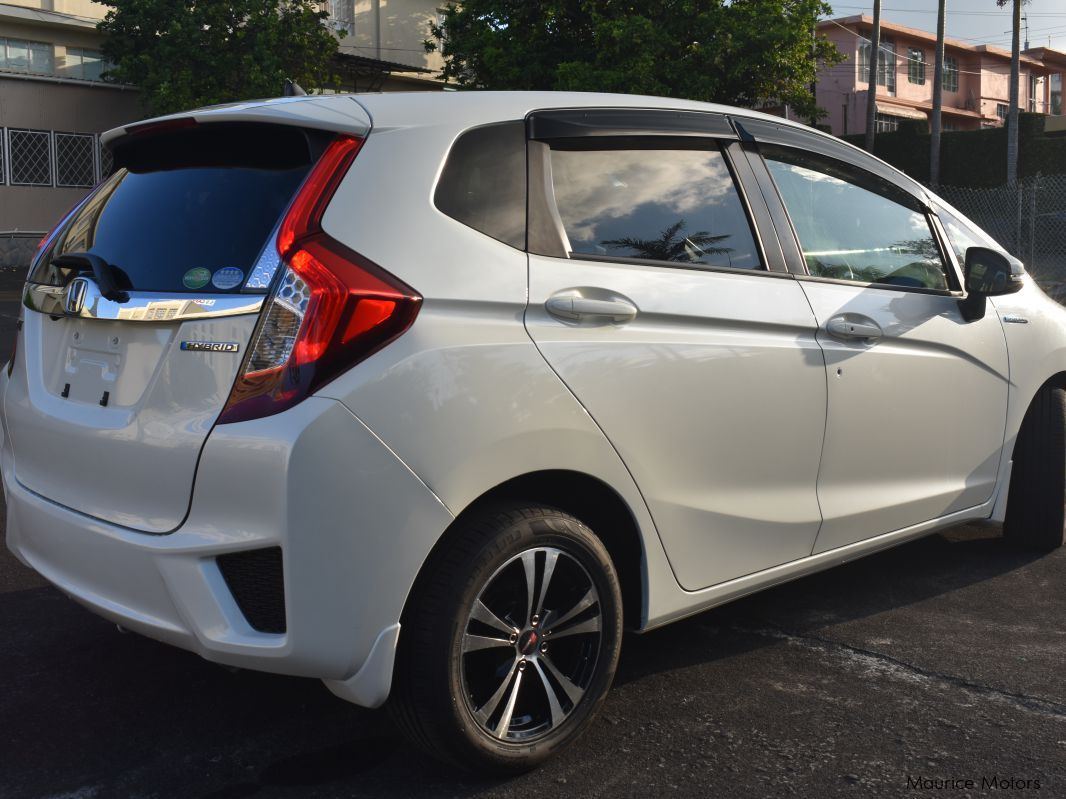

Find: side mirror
<box><xmin>959</xmin><ymin>246</ymin><xmax>1024</xmax><ymax>322</ymax></box>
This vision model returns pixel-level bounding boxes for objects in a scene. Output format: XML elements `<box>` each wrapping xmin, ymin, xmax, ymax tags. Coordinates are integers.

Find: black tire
<box><xmin>389</xmin><ymin>504</ymin><xmax>624</xmax><ymax>774</ymax></box>
<box><xmin>1003</xmin><ymin>383</ymin><xmax>1066</xmax><ymax>551</ymax></box>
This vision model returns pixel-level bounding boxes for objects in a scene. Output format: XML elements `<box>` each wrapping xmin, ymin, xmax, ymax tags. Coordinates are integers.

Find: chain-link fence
<box><xmin>937</xmin><ymin>174</ymin><xmax>1066</xmax><ymax>302</ymax></box>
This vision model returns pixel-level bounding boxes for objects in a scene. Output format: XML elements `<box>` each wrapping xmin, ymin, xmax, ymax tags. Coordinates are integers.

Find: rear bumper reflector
<box><xmin>217</xmin><ymin>547</ymin><xmax>287</xmax><ymax>634</ymax></box>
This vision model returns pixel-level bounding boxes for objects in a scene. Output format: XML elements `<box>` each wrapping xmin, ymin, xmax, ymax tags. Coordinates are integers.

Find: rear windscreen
<box><xmin>31</xmin><ymin>124</ymin><xmax>317</xmax><ymax>293</ymax></box>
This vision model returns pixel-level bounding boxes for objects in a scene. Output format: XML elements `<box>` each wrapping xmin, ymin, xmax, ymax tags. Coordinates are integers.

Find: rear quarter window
<box><xmin>434</xmin><ymin>121</ymin><xmax>526</xmax><ymax>250</ymax></box>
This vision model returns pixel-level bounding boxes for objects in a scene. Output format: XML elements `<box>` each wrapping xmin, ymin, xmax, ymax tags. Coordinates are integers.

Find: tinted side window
<box><xmin>763</xmin><ymin>145</ymin><xmax>949</xmax><ymax>291</ymax></box>
<box><xmin>434</xmin><ymin>121</ymin><xmax>526</xmax><ymax>249</ymax></box>
<box><xmin>548</xmin><ymin>143</ymin><xmax>762</xmax><ymax>270</ymax></box>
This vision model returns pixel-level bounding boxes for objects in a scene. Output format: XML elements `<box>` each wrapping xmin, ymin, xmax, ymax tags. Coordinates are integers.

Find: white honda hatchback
<box><xmin>3</xmin><ymin>91</ymin><xmax>1064</xmax><ymax>772</ymax></box>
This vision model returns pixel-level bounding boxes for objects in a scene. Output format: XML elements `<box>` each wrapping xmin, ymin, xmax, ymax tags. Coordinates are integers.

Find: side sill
<box><xmin>641</xmin><ymin>503</ymin><xmax>992</xmax><ymax>632</ymax></box>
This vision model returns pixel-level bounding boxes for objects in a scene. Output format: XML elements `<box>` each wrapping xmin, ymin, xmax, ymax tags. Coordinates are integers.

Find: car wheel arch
<box><xmin>399</xmin><ymin>469</ymin><xmax>646</xmax><ymax>633</ymax></box>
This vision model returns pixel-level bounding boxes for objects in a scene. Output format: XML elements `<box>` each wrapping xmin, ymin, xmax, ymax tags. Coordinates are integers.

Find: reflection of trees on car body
<box><xmin>603</xmin><ymin>220</ymin><xmax>733</xmax><ymax>264</ymax></box>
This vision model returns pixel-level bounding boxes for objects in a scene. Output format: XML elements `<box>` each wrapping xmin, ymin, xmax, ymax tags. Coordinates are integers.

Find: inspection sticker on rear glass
<box><xmin>183</xmin><ymin>268</ymin><xmax>211</xmax><ymax>289</ymax></box>
<box><xmin>212</xmin><ymin>267</ymin><xmax>245</xmax><ymax>290</ymax></box>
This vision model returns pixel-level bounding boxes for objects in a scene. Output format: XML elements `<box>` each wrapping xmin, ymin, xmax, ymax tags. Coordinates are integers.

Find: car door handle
<box><xmin>826</xmin><ymin>316</ymin><xmax>882</xmax><ymax>341</ymax></box>
<box><xmin>546</xmin><ymin>295</ymin><xmax>639</xmax><ymax>323</ymax></box>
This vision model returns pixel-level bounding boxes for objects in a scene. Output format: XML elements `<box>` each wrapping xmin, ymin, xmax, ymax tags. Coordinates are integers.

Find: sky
<box><xmin>824</xmin><ymin>1</ymin><xmax>1066</xmax><ymax>52</ymax></box>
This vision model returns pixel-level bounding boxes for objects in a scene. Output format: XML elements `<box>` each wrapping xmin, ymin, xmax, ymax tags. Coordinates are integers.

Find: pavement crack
<box><xmin>729</xmin><ymin>620</ymin><xmax>1066</xmax><ymax>721</ymax></box>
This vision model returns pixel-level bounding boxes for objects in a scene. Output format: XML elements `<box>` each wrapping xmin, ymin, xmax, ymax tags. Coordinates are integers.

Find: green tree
<box><xmin>99</xmin><ymin>0</ymin><xmax>339</xmax><ymax>117</ymax></box>
<box><xmin>427</xmin><ymin>0</ymin><xmax>843</xmax><ymax>121</ymax></box>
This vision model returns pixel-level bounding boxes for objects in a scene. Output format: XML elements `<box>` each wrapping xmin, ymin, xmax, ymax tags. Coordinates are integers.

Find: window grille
<box><xmin>56</xmin><ymin>132</ymin><xmax>95</xmax><ymax>187</ymax></box>
<box><xmin>0</xmin><ymin>130</ymin><xmax>5</xmax><ymax>185</ymax></box>
<box><xmin>99</xmin><ymin>139</ymin><xmax>114</xmax><ymax>179</ymax></box>
<box><xmin>8</xmin><ymin>129</ymin><xmax>51</xmax><ymax>186</ymax></box>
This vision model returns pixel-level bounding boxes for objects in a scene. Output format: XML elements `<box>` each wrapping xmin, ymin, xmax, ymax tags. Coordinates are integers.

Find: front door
<box><xmin>758</xmin><ymin>144</ymin><xmax>1009</xmax><ymax>553</ymax></box>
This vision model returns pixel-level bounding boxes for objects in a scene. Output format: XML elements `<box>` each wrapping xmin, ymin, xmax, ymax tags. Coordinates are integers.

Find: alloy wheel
<box><xmin>459</xmin><ymin>546</ymin><xmax>603</xmax><ymax>742</ymax></box>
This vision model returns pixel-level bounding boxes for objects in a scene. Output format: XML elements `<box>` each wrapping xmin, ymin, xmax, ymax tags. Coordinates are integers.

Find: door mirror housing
<box><xmin>959</xmin><ymin>247</ymin><xmax>1025</xmax><ymax>321</ymax></box>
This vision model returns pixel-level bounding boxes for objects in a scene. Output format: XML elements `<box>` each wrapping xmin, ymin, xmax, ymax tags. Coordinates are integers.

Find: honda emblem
<box><xmin>64</xmin><ymin>277</ymin><xmax>89</xmax><ymax>315</ymax></box>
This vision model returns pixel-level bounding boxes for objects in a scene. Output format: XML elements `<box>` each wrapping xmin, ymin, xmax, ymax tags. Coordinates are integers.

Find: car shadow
<box><xmin>613</xmin><ymin>523</ymin><xmax>1043</xmax><ymax>688</ymax></box>
<box><xmin>2</xmin><ymin>520</ymin><xmax>1050</xmax><ymax>798</ymax></box>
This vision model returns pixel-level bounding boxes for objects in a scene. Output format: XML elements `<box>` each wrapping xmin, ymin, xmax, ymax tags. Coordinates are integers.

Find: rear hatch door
<box><xmin>4</xmin><ymin>117</ymin><xmax>362</xmax><ymax>532</ymax></box>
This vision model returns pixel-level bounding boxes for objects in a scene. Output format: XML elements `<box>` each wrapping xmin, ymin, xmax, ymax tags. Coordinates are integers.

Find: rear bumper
<box><xmin>2</xmin><ymin>396</ymin><xmax>453</xmax><ymax>707</ymax></box>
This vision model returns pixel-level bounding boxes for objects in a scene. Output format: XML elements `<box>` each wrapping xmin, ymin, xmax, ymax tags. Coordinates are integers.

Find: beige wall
<box><xmin>1</xmin><ymin>77</ymin><xmax>141</xmax><ymax>231</ymax></box>
<box><xmin>0</xmin><ymin>75</ymin><xmax>139</xmax><ymax>132</ymax></box>
<box><xmin>0</xmin><ymin>185</ymin><xmax>88</xmax><ymax>233</ymax></box>
<box><xmin>347</xmin><ymin>0</ymin><xmax>443</xmax><ymax>73</ymax></box>
<box><xmin>0</xmin><ymin>18</ymin><xmax>103</xmax><ymax>51</ymax></box>
<box><xmin>2</xmin><ymin>1</ymin><xmax>108</xmax><ymax>21</ymax></box>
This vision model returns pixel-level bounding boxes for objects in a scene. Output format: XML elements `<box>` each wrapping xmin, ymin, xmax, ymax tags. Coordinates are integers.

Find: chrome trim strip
<box><xmin>23</xmin><ymin>282</ymin><xmax>264</xmax><ymax>322</ymax></box>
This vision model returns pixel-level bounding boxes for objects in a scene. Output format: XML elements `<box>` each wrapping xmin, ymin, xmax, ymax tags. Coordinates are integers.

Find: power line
<box><xmin>828</xmin><ymin>5</ymin><xmax>1066</xmax><ymax>17</ymax></box>
<box><xmin>828</xmin><ymin>19</ymin><xmax>990</xmax><ymax>75</ymax></box>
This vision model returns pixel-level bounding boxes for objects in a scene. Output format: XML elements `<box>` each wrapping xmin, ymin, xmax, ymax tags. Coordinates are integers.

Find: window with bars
<box><xmin>8</xmin><ymin>129</ymin><xmax>52</xmax><ymax>186</ymax></box>
<box><xmin>56</xmin><ymin>133</ymin><xmax>95</xmax><ymax>187</ymax></box>
<box><xmin>1029</xmin><ymin>74</ymin><xmax>1038</xmax><ymax>112</ymax></box>
<box><xmin>99</xmin><ymin>140</ymin><xmax>114</xmax><ymax>179</ymax></box>
<box><xmin>942</xmin><ymin>56</ymin><xmax>959</xmax><ymax>93</ymax></box>
<box><xmin>2</xmin><ymin>130</ymin><xmax>110</xmax><ymax>187</ymax></box>
<box><xmin>996</xmin><ymin>103</ymin><xmax>1009</xmax><ymax>122</ymax></box>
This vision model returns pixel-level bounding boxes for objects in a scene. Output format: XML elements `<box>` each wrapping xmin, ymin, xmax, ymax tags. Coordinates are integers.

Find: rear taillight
<box><xmin>218</xmin><ymin>136</ymin><xmax>421</xmax><ymax>424</ymax></box>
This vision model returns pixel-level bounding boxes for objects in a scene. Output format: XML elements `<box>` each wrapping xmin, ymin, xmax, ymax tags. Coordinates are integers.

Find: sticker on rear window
<box><xmin>212</xmin><ymin>267</ymin><xmax>245</xmax><ymax>290</ymax></box>
<box><xmin>183</xmin><ymin>267</ymin><xmax>211</xmax><ymax>289</ymax></box>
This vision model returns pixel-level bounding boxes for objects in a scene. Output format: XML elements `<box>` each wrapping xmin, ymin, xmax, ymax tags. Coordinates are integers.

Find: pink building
<box><xmin>815</xmin><ymin>15</ymin><xmax>1066</xmax><ymax>135</ymax></box>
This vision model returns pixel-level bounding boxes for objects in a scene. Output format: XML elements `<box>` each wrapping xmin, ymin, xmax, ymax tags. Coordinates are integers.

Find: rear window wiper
<box><xmin>52</xmin><ymin>253</ymin><xmax>129</xmax><ymax>302</ymax></box>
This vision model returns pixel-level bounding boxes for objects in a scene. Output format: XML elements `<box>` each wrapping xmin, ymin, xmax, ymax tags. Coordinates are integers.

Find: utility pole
<box><xmin>864</xmin><ymin>0</ymin><xmax>882</xmax><ymax>152</ymax></box>
<box><xmin>1006</xmin><ymin>0</ymin><xmax>1021</xmax><ymax>186</ymax></box>
<box><xmin>809</xmin><ymin>24</ymin><xmax>818</xmax><ymax>127</ymax></box>
<box><xmin>930</xmin><ymin>0</ymin><xmax>946</xmax><ymax>186</ymax></box>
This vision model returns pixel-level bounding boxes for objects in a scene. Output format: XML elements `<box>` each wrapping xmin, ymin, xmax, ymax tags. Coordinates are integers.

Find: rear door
<box><xmin>523</xmin><ymin>110</ymin><xmax>827</xmax><ymax>591</ymax></box>
<box><xmin>4</xmin><ymin>122</ymin><xmax>332</xmax><ymax>532</ymax></box>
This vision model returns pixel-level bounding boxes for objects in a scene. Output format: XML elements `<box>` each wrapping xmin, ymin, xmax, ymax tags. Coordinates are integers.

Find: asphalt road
<box><xmin>1</xmin><ymin>272</ymin><xmax>1065</xmax><ymax>798</ymax></box>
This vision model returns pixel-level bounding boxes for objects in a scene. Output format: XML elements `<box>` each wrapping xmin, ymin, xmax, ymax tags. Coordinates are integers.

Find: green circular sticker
<box><xmin>183</xmin><ymin>267</ymin><xmax>211</xmax><ymax>289</ymax></box>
